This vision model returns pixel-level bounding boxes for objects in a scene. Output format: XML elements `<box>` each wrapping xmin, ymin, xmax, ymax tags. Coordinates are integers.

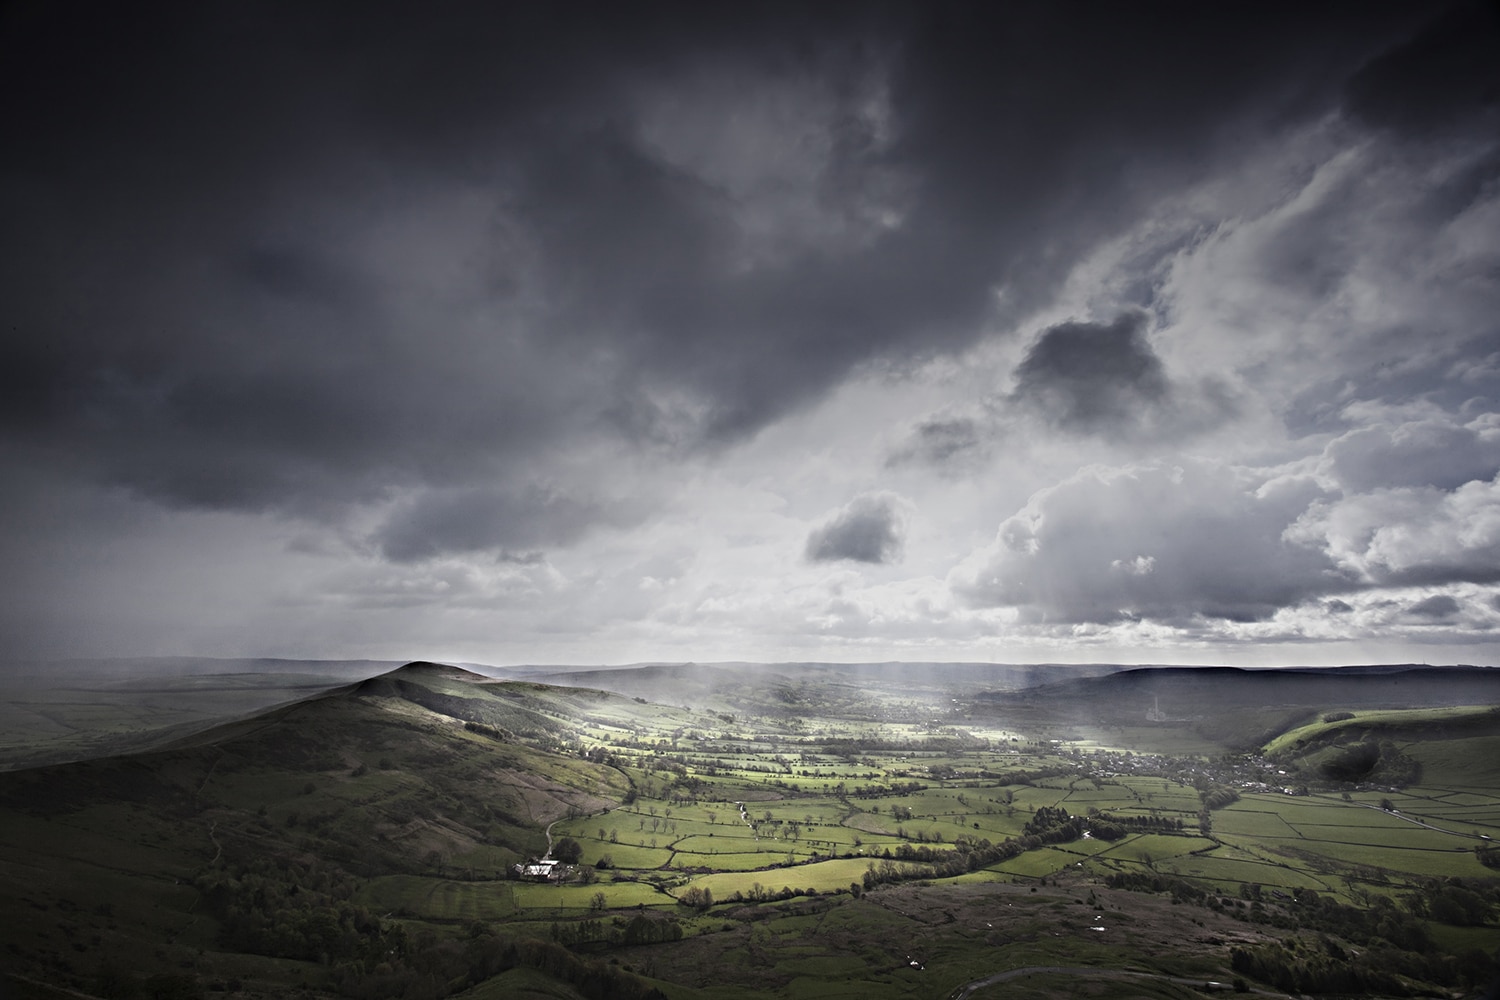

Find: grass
<box><xmin>3</xmin><ymin>660</ymin><xmax>1498</xmax><ymax>1000</ymax></box>
<box><xmin>513</xmin><ymin>881</ymin><xmax>669</xmax><ymax>910</ymax></box>
<box><xmin>355</xmin><ymin>876</ymin><xmax>520</xmax><ymax>921</ymax></box>
<box><xmin>679</xmin><ymin>858</ymin><xmax>877</xmax><ymax>898</ymax></box>
<box><xmin>1264</xmin><ymin>705</ymin><xmax>1499</xmax><ymax>756</ymax></box>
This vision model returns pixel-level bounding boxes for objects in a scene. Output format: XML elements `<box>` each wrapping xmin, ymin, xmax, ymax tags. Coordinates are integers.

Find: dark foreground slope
<box><xmin>0</xmin><ymin>662</ymin><xmax>635</xmax><ymax>998</ymax></box>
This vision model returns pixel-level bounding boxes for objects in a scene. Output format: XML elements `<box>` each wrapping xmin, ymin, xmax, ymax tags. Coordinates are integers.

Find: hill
<box><xmin>974</xmin><ymin>664</ymin><xmax>1500</xmax><ymax>751</ymax></box>
<box><xmin>0</xmin><ymin>658</ymin><xmax>411</xmax><ymax>771</ymax></box>
<box><xmin>0</xmin><ymin>662</ymin><xmax>636</xmax><ymax>995</ymax></box>
<box><xmin>2</xmin><ymin>660</ymin><xmax>1497</xmax><ymax>1000</ymax></box>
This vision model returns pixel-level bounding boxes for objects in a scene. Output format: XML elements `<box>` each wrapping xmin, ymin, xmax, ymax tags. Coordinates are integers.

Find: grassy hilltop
<box><xmin>1</xmin><ymin>661</ymin><xmax>1498</xmax><ymax>999</ymax></box>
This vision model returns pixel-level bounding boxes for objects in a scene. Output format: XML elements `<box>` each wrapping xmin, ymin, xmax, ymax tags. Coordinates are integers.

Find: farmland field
<box><xmin>1</xmin><ymin>661</ymin><xmax>1497</xmax><ymax>1000</ymax></box>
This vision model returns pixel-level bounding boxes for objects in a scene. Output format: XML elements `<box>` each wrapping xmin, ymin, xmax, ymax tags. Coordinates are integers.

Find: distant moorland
<box><xmin>1</xmin><ymin>659</ymin><xmax>1497</xmax><ymax>1000</ymax></box>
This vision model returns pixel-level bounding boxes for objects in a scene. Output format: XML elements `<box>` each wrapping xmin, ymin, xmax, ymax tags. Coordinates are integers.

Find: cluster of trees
<box><xmin>550</xmin><ymin>915</ymin><xmax>683</xmax><ymax>948</ymax></box>
<box><xmin>857</xmin><ymin>834</ymin><xmax>1044</xmax><ymax>889</ymax></box>
<box><xmin>724</xmin><ymin>882</ymin><xmax>824</xmax><ymax>903</ymax></box>
<box><xmin>197</xmin><ymin>855</ymin><xmax>677</xmax><ymax>999</ymax></box>
<box><xmin>1022</xmin><ymin>805</ymin><xmax>1082</xmax><ymax>842</ymax></box>
<box><xmin>676</xmin><ymin>886</ymin><xmax>713</xmax><ymax>910</ymax></box>
<box><xmin>462</xmin><ymin>721</ymin><xmax>505</xmax><ymax>741</ymax></box>
<box><xmin>1401</xmin><ymin>877</ymin><xmax>1496</xmax><ymax>926</ymax></box>
<box><xmin>1105</xmin><ymin>871</ymin><xmax>1209</xmax><ymax>904</ymax></box>
<box><xmin>552</xmin><ymin>837</ymin><xmax>584</xmax><ymax>864</ymax></box>
<box><xmin>1229</xmin><ymin>938</ymin><xmax>1493</xmax><ymax>996</ymax></box>
<box><xmin>849</xmin><ymin>780</ymin><xmax>926</xmax><ymax>800</ymax></box>
<box><xmin>195</xmin><ymin>858</ymin><xmax>396</xmax><ymax>968</ymax></box>
<box><xmin>860</xmin><ymin>858</ymin><xmax>933</xmax><ymax>890</ymax></box>
<box><xmin>977</xmin><ymin>765</ymin><xmax>1075</xmax><ymax>786</ymax></box>
<box><xmin>1199</xmin><ymin>784</ymin><xmax>1240</xmax><ymax>810</ymax></box>
<box><xmin>1087</xmin><ymin>810</ymin><xmax>1187</xmax><ymax>836</ymax></box>
<box><xmin>576</xmin><ymin>745</ymin><xmax>622</xmax><ymax>767</ymax></box>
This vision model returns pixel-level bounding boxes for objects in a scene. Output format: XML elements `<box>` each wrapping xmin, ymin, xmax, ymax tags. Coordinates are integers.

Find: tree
<box><xmin>590</xmin><ymin>891</ymin><xmax>607</xmax><ymax>912</ymax></box>
<box><xmin>553</xmin><ymin>837</ymin><xmax>583</xmax><ymax>864</ymax></box>
<box><xmin>678</xmin><ymin>886</ymin><xmax>713</xmax><ymax>910</ymax></box>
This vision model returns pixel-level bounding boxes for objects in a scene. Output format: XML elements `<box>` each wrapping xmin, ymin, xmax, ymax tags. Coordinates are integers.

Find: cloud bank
<box><xmin>1</xmin><ymin>2</ymin><xmax>1497</xmax><ymax>665</ymax></box>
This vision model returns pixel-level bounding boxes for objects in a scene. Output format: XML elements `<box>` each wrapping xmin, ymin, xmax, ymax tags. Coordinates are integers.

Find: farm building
<box><xmin>512</xmin><ymin>859</ymin><xmax>561</xmax><ymax>882</ymax></box>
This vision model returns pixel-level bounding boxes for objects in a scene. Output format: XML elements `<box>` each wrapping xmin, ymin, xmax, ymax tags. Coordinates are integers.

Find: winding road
<box><xmin>1348</xmin><ymin>800</ymin><xmax>1479</xmax><ymax>839</ymax></box>
<box><xmin>949</xmin><ymin>965</ymin><xmax>1293</xmax><ymax>999</ymax></box>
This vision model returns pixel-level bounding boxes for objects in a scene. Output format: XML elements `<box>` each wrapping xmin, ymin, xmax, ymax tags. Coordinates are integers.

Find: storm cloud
<box><xmin>1009</xmin><ymin>313</ymin><xmax>1177</xmax><ymax>435</ymax></box>
<box><xmin>806</xmin><ymin>493</ymin><xmax>910</xmax><ymax>566</ymax></box>
<box><xmin>1</xmin><ymin>2</ymin><xmax>1497</xmax><ymax>664</ymax></box>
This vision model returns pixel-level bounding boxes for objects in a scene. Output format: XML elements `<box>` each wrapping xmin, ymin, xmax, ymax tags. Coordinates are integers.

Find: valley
<box><xmin>1</xmin><ymin>661</ymin><xmax>1497</xmax><ymax>999</ymax></box>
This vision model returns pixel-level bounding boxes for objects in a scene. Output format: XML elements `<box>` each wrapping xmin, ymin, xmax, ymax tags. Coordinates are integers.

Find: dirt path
<box><xmin>543</xmin><ymin>819</ymin><xmax>558</xmax><ymax>858</ymax></box>
<box><xmin>1346</xmin><ymin>800</ymin><xmax>1476</xmax><ymax>838</ymax></box>
<box><xmin>949</xmin><ymin>965</ymin><xmax>1293</xmax><ymax>999</ymax></box>
<box><xmin>196</xmin><ymin>747</ymin><xmax>224</xmax><ymax>797</ymax></box>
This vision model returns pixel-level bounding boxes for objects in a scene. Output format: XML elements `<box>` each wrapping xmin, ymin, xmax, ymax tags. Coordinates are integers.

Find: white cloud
<box><xmin>1288</xmin><ymin>474</ymin><xmax>1500</xmax><ymax>587</ymax></box>
<box><xmin>951</xmin><ymin>460</ymin><xmax>1337</xmax><ymax>625</ymax></box>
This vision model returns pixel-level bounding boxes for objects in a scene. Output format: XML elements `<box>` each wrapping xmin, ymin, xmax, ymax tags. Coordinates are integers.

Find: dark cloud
<box><xmin>1009</xmin><ymin>313</ymin><xmax>1168</xmax><ymax>431</ymax></box>
<box><xmin>1407</xmin><ymin>594</ymin><xmax>1461</xmax><ymax>618</ymax></box>
<box><xmin>806</xmin><ymin>493</ymin><xmax>909</xmax><ymax>565</ymax></box>
<box><xmin>886</xmin><ymin>415</ymin><xmax>985</xmax><ymax>468</ymax></box>
<box><xmin>373</xmin><ymin>485</ymin><xmax>634</xmax><ymax>563</ymax></box>
<box><xmin>0</xmin><ymin>1</ymin><xmax>1437</xmax><ymax>550</ymax></box>
<box><xmin>5</xmin><ymin>2</ymin><xmax>1500</xmax><ymax>664</ymax></box>
<box><xmin>1343</xmin><ymin>1</ymin><xmax>1500</xmax><ymax>136</ymax></box>
<box><xmin>1005</xmin><ymin>312</ymin><xmax>1239</xmax><ymax>441</ymax></box>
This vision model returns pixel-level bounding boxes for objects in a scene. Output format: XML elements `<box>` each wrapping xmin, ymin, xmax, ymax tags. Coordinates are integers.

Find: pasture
<box><xmin>2</xmin><ymin>660</ymin><xmax>1497</xmax><ymax>1000</ymax></box>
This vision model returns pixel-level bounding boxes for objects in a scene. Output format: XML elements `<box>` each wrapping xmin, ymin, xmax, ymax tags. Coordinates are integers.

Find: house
<box><xmin>512</xmin><ymin>858</ymin><xmax>561</xmax><ymax>882</ymax></box>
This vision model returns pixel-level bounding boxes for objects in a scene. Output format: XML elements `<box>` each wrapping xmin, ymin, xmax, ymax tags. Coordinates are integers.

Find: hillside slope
<box><xmin>974</xmin><ymin>665</ymin><xmax>1500</xmax><ymax>750</ymax></box>
<box><xmin>0</xmin><ymin>662</ymin><xmax>632</xmax><ymax>995</ymax></box>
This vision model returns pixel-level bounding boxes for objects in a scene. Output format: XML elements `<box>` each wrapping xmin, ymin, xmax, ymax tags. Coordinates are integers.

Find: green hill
<box><xmin>0</xmin><ymin>662</ymin><xmax>635</xmax><ymax>996</ymax></box>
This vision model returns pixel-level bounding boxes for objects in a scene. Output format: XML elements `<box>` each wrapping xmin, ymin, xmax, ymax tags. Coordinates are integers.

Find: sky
<box><xmin>2</xmin><ymin>1</ymin><xmax>1499</xmax><ymax>669</ymax></box>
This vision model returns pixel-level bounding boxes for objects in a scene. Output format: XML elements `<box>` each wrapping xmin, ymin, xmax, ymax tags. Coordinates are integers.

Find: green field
<box><xmin>1</xmin><ymin>661</ymin><xmax>1497</xmax><ymax>1000</ymax></box>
